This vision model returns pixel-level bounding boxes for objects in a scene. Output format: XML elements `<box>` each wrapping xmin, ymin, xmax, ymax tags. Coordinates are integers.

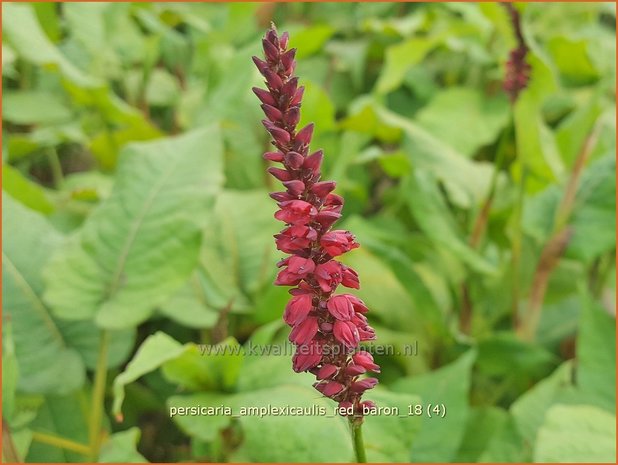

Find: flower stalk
<box><xmin>252</xmin><ymin>24</ymin><xmax>380</xmax><ymax>447</ymax></box>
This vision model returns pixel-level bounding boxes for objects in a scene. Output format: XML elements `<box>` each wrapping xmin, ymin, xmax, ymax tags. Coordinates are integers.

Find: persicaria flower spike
<box><xmin>253</xmin><ymin>24</ymin><xmax>379</xmax><ymax>418</ymax></box>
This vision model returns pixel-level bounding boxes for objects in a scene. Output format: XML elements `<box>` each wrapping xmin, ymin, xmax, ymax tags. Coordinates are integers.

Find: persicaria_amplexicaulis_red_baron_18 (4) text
<box><xmin>252</xmin><ymin>24</ymin><xmax>380</xmax><ymax>418</ymax></box>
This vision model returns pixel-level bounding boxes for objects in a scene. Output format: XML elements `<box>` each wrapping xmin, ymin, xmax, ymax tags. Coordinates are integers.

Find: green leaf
<box><xmin>99</xmin><ymin>428</ymin><xmax>147</xmax><ymax>463</ymax></box>
<box><xmin>577</xmin><ymin>295</ymin><xmax>616</xmax><ymax>412</ymax></box>
<box><xmin>168</xmin><ymin>392</ymin><xmax>236</xmax><ymax>442</ymax></box>
<box><xmin>3</xmin><ymin>91</ymin><xmax>72</xmax><ymax>125</ymax></box>
<box><xmin>298</xmin><ymin>79</ymin><xmax>336</xmax><ymax>132</ymax></box>
<box><xmin>379</xmin><ymin>106</ymin><xmax>495</xmax><ymax>208</ymax></box>
<box><xmin>158</xmin><ymin>279</ymin><xmax>219</xmax><ymax>329</ymax></box>
<box><xmin>547</xmin><ymin>37</ymin><xmax>600</xmax><ymax>85</ymax></box>
<box><xmin>289</xmin><ymin>24</ymin><xmax>335</xmax><ymax>59</ymax></box>
<box><xmin>112</xmin><ymin>332</ymin><xmax>186</xmax><ymax>419</ymax></box>
<box><xmin>162</xmin><ymin>337</ymin><xmax>244</xmax><ymax>392</ymax></box>
<box><xmin>376</xmin><ymin>38</ymin><xmax>436</xmax><ymax>94</ymax></box>
<box><xmin>363</xmin><ymin>389</ymin><xmax>422</xmax><ymax>462</ymax></box>
<box><xmin>391</xmin><ymin>350</ymin><xmax>477</xmax><ymax>462</ymax></box>
<box><xmin>2</xmin><ymin>3</ymin><xmax>96</xmax><ymax>87</ymax></box>
<box><xmin>534</xmin><ymin>405</ymin><xmax>616</xmax><ymax>463</ymax></box>
<box><xmin>2</xmin><ymin>321</ymin><xmax>19</xmax><ymax>422</ymax></box>
<box><xmin>510</xmin><ymin>361</ymin><xmax>575</xmax><ymax>447</ymax></box>
<box><xmin>403</xmin><ymin>171</ymin><xmax>496</xmax><ymax>275</ymax></box>
<box><xmin>415</xmin><ymin>87</ymin><xmax>510</xmax><ymax>157</ymax></box>
<box><xmin>2</xmin><ymin>164</ymin><xmax>54</xmax><ymax>214</ymax></box>
<box><xmin>43</xmin><ymin>127</ymin><xmax>224</xmax><ymax>329</ymax></box>
<box><xmin>478</xmin><ymin>415</ymin><xmax>528</xmax><ymax>462</ymax></box>
<box><xmin>199</xmin><ymin>190</ymin><xmax>278</xmax><ymax>312</ymax></box>
<box><xmin>230</xmin><ymin>385</ymin><xmax>352</xmax><ymax>462</ymax></box>
<box><xmin>455</xmin><ymin>406</ymin><xmax>509</xmax><ymax>463</ymax></box>
<box><xmin>25</xmin><ymin>393</ymin><xmax>90</xmax><ymax>463</ymax></box>
<box><xmin>2</xmin><ymin>195</ymin><xmax>84</xmax><ymax>394</ymax></box>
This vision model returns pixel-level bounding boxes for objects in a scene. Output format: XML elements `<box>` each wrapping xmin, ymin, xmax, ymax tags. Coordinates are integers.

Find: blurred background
<box><xmin>2</xmin><ymin>2</ymin><xmax>616</xmax><ymax>463</ymax></box>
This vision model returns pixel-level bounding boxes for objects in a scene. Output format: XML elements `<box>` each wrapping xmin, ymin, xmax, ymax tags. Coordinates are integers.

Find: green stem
<box><xmin>511</xmin><ymin>167</ymin><xmax>527</xmax><ymax>328</ymax></box>
<box><xmin>31</xmin><ymin>431</ymin><xmax>90</xmax><ymax>457</ymax></box>
<box><xmin>2</xmin><ymin>418</ymin><xmax>20</xmax><ymax>463</ymax></box>
<box><xmin>88</xmin><ymin>330</ymin><xmax>110</xmax><ymax>460</ymax></box>
<box><xmin>349</xmin><ymin>418</ymin><xmax>367</xmax><ymax>463</ymax></box>
<box><xmin>46</xmin><ymin>147</ymin><xmax>64</xmax><ymax>188</ymax></box>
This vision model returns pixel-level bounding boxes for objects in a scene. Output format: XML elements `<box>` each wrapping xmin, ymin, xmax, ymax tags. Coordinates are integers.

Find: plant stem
<box><xmin>349</xmin><ymin>418</ymin><xmax>367</xmax><ymax>463</ymax></box>
<box><xmin>2</xmin><ymin>418</ymin><xmax>20</xmax><ymax>463</ymax></box>
<box><xmin>31</xmin><ymin>431</ymin><xmax>91</xmax><ymax>457</ymax></box>
<box><xmin>46</xmin><ymin>147</ymin><xmax>64</xmax><ymax>188</ymax></box>
<box><xmin>88</xmin><ymin>330</ymin><xmax>110</xmax><ymax>460</ymax></box>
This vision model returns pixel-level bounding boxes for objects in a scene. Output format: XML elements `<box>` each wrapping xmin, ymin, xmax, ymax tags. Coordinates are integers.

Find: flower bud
<box><xmin>289</xmin><ymin>317</ymin><xmax>319</xmax><ymax>345</ymax></box>
<box><xmin>284</xmin><ymin>151</ymin><xmax>304</xmax><ymax>170</ymax></box>
<box><xmin>252</xmin><ymin>87</ymin><xmax>276</xmax><ymax>106</ymax></box>
<box><xmin>283</xmin><ymin>293</ymin><xmax>313</xmax><ymax>326</ymax></box>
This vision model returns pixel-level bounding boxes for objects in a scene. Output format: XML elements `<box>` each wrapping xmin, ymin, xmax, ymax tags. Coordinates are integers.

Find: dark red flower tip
<box><xmin>293</xmin><ymin>341</ymin><xmax>322</xmax><ymax>372</ymax></box>
<box><xmin>262</xmin><ymin>103</ymin><xmax>283</xmax><ymax>122</ymax></box>
<box><xmin>252</xmin><ymin>56</ymin><xmax>269</xmax><ymax>74</ymax></box>
<box><xmin>333</xmin><ymin>320</ymin><xmax>360</xmax><ymax>349</ymax></box>
<box><xmin>253</xmin><ymin>87</ymin><xmax>276</xmax><ymax>106</ymax></box>
<box><xmin>327</xmin><ymin>294</ymin><xmax>355</xmax><ymax>321</ymax></box>
<box><xmin>284</xmin><ymin>106</ymin><xmax>301</xmax><ymax>128</ymax></box>
<box><xmin>345</xmin><ymin>364</ymin><xmax>367</xmax><ymax>376</ymax></box>
<box><xmin>316</xmin><ymin>364</ymin><xmax>339</xmax><ymax>380</ymax></box>
<box><xmin>282</xmin><ymin>179</ymin><xmax>305</xmax><ymax>196</ymax></box>
<box><xmin>310</xmin><ymin>181</ymin><xmax>336</xmax><ymax>198</ymax></box>
<box><xmin>268</xmin><ymin>167</ymin><xmax>293</xmax><ymax>182</ymax></box>
<box><xmin>283</xmin><ymin>293</ymin><xmax>313</xmax><ymax>326</ymax></box>
<box><xmin>350</xmin><ymin>378</ymin><xmax>379</xmax><ymax>393</ymax></box>
<box><xmin>266</xmin><ymin>126</ymin><xmax>291</xmax><ymax>145</ymax></box>
<box><xmin>269</xmin><ymin>191</ymin><xmax>294</xmax><ymax>202</ymax></box>
<box><xmin>320</xmin><ymin>230</ymin><xmax>359</xmax><ymax>257</ymax></box>
<box><xmin>264</xmin><ymin>68</ymin><xmax>283</xmax><ymax>89</ymax></box>
<box><xmin>352</xmin><ymin>351</ymin><xmax>381</xmax><ymax>373</ymax></box>
<box><xmin>295</xmin><ymin>123</ymin><xmax>314</xmax><ymax>145</ymax></box>
<box><xmin>275</xmin><ymin>255</ymin><xmax>316</xmax><ymax>286</ymax></box>
<box><xmin>263</xmin><ymin>151</ymin><xmax>284</xmax><ymax>162</ymax></box>
<box><xmin>291</xmin><ymin>86</ymin><xmax>305</xmax><ymax>106</ymax></box>
<box><xmin>274</xmin><ymin>199</ymin><xmax>317</xmax><ymax>225</ymax></box>
<box><xmin>284</xmin><ymin>151</ymin><xmax>304</xmax><ymax>170</ymax></box>
<box><xmin>262</xmin><ymin>38</ymin><xmax>279</xmax><ymax>62</ymax></box>
<box><xmin>289</xmin><ymin>316</ymin><xmax>319</xmax><ymax>345</ymax></box>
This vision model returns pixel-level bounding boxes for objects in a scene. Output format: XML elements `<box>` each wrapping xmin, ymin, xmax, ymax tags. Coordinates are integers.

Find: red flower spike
<box><xmin>252</xmin><ymin>87</ymin><xmax>276</xmax><ymax>106</ymax></box>
<box><xmin>283</xmin><ymin>293</ymin><xmax>313</xmax><ymax>326</ymax></box>
<box><xmin>289</xmin><ymin>317</ymin><xmax>319</xmax><ymax>345</ymax></box>
<box><xmin>253</xmin><ymin>24</ymin><xmax>379</xmax><ymax>414</ymax></box>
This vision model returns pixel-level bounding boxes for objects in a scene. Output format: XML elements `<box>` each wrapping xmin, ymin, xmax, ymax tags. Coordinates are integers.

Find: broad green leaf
<box><xmin>162</xmin><ymin>337</ymin><xmax>244</xmax><ymax>392</ymax></box>
<box><xmin>363</xmin><ymin>389</ymin><xmax>422</xmax><ymax>462</ymax></box>
<box><xmin>534</xmin><ymin>405</ymin><xmax>616</xmax><ymax>463</ymax></box>
<box><xmin>479</xmin><ymin>415</ymin><xmax>528</xmax><ymax>462</ymax></box>
<box><xmin>511</xmin><ymin>361</ymin><xmax>575</xmax><ymax>446</ymax></box>
<box><xmin>230</xmin><ymin>385</ymin><xmax>352</xmax><ymax>462</ymax></box>
<box><xmin>402</xmin><ymin>171</ymin><xmax>496</xmax><ymax>274</ymax></box>
<box><xmin>2</xmin><ymin>321</ymin><xmax>19</xmax><ymax>421</ymax></box>
<box><xmin>340</xmin><ymin>247</ymin><xmax>416</xmax><ymax>329</ymax></box>
<box><xmin>391</xmin><ymin>350</ymin><xmax>477</xmax><ymax>462</ymax></box>
<box><xmin>547</xmin><ymin>37</ymin><xmax>600</xmax><ymax>85</ymax></box>
<box><xmin>415</xmin><ymin>87</ymin><xmax>510</xmax><ymax>157</ymax></box>
<box><xmin>2</xmin><ymin>195</ymin><xmax>84</xmax><ymax>394</ymax></box>
<box><xmin>158</xmin><ymin>279</ymin><xmax>219</xmax><ymax>329</ymax></box>
<box><xmin>379</xmin><ymin>106</ymin><xmax>495</xmax><ymax>208</ymax></box>
<box><xmin>298</xmin><ymin>79</ymin><xmax>336</xmax><ymax>132</ymax></box>
<box><xmin>25</xmin><ymin>393</ymin><xmax>90</xmax><ymax>463</ymax></box>
<box><xmin>199</xmin><ymin>190</ymin><xmax>278</xmax><ymax>312</ymax></box>
<box><xmin>168</xmin><ymin>392</ymin><xmax>236</xmax><ymax>442</ymax></box>
<box><xmin>577</xmin><ymin>295</ymin><xmax>616</xmax><ymax>412</ymax></box>
<box><xmin>99</xmin><ymin>428</ymin><xmax>147</xmax><ymax>463</ymax></box>
<box><xmin>44</xmin><ymin>127</ymin><xmax>224</xmax><ymax>329</ymax></box>
<box><xmin>455</xmin><ymin>406</ymin><xmax>509</xmax><ymax>463</ymax></box>
<box><xmin>376</xmin><ymin>37</ymin><xmax>436</xmax><ymax>94</ymax></box>
<box><xmin>289</xmin><ymin>24</ymin><xmax>335</xmax><ymax>58</ymax></box>
<box><xmin>3</xmin><ymin>91</ymin><xmax>72</xmax><ymax>125</ymax></box>
<box><xmin>2</xmin><ymin>3</ymin><xmax>96</xmax><ymax>87</ymax></box>
<box><xmin>112</xmin><ymin>332</ymin><xmax>186</xmax><ymax>418</ymax></box>
<box><xmin>2</xmin><ymin>165</ymin><xmax>54</xmax><ymax>214</ymax></box>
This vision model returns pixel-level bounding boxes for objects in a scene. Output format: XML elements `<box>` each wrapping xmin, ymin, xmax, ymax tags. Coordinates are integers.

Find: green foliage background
<box><xmin>2</xmin><ymin>2</ymin><xmax>616</xmax><ymax>463</ymax></box>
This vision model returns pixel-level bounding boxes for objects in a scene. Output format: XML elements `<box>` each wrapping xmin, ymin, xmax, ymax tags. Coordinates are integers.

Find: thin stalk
<box><xmin>349</xmin><ymin>418</ymin><xmax>367</xmax><ymax>463</ymax></box>
<box><xmin>517</xmin><ymin>124</ymin><xmax>601</xmax><ymax>341</ymax></box>
<box><xmin>2</xmin><ymin>418</ymin><xmax>20</xmax><ymax>463</ymax></box>
<box><xmin>46</xmin><ymin>147</ymin><xmax>64</xmax><ymax>188</ymax></box>
<box><xmin>31</xmin><ymin>431</ymin><xmax>90</xmax><ymax>457</ymax></box>
<box><xmin>510</xmin><ymin>167</ymin><xmax>527</xmax><ymax>328</ymax></box>
<box><xmin>88</xmin><ymin>330</ymin><xmax>110</xmax><ymax>460</ymax></box>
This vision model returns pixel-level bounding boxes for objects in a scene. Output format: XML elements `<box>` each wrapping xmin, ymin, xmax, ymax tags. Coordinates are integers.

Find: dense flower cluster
<box><xmin>503</xmin><ymin>4</ymin><xmax>531</xmax><ymax>102</ymax></box>
<box><xmin>253</xmin><ymin>25</ymin><xmax>379</xmax><ymax>416</ymax></box>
